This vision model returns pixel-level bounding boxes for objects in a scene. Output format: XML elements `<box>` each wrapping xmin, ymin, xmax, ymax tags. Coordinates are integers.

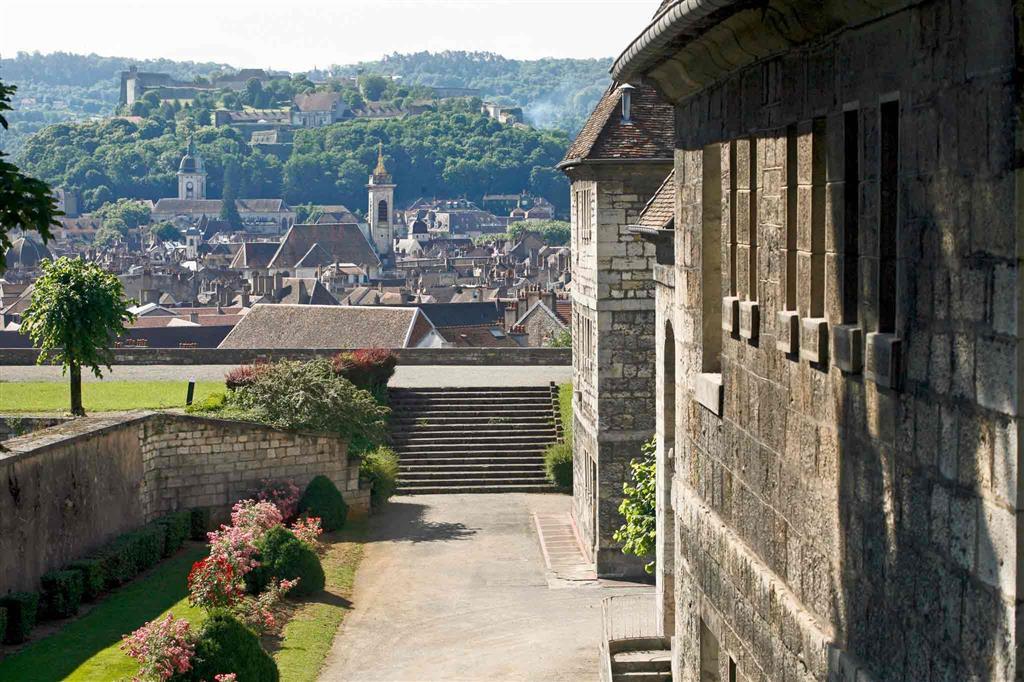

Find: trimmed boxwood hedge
<box><xmin>246</xmin><ymin>526</ymin><xmax>325</xmax><ymax>598</ymax></box>
<box><xmin>297</xmin><ymin>475</ymin><xmax>348</xmax><ymax>531</ymax></box>
<box><xmin>0</xmin><ymin>606</ymin><xmax>7</xmax><ymax>645</ymax></box>
<box><xmin>40</xmin><ymin>569</ymin><xmax>84</xmax><ymax>618</ymax></box>
<box><xmin>174</xmin><ymin>611</ymin><xmax>279</xmax><ymax>682</ymax></box>
<box><xmin>156</xmin><ymin>511</ymin><xmax>191</xmax><ymax>557</ymax></box>
<box><xmin>65</xmin><ymin>558</ymin><xmax>105</xmax><ymax>602</ymax></box>
<box><xmin>0</xmin><ymin>592</ymin><xmax>39</xmax><ymax>644</ymax></box>
<box><xmin>190</xmin><ymin>507</ymin><xmax>211</xmax><ymax>541</ymax></box>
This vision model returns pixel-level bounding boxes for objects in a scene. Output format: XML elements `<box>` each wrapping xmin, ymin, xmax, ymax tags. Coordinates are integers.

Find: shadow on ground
<box><xmin>371</xmin><ymin>499</ymin><xmax>478</xmax><ymax>544</ymax></box>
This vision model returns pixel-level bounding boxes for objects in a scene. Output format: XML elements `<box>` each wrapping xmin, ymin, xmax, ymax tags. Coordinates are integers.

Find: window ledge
<box><xmin>832</xmin><ymin>324</ymin><xmax>863</xmax><ymax>374</ymax></box>
<box><xmin>694</xmin><ymin>373</ymin><xmax>723</xmax><ymax>416</ymax></box>
<box><xmin>865</xmin><ymin>332</ymin><xmax>901</xmax><ymax>389</ymax></box>
<box><xmin>799</xmin><ymin>317</ymin><xmax>829</xmax><ymax>365</ymax></box>
<box><xmin>739</xmin><ymin>300</ymin><xmax>760</xmax><ymax>342</ymax></box>
<box><xmin>776</xmin><ymin>310</ymin><xmax>799</xmax><ymax>356</ymax></box>
<box><xmin>722</xmin><ymin>297</ymin><xmax>740</xmax><ymax>335</ymax></box>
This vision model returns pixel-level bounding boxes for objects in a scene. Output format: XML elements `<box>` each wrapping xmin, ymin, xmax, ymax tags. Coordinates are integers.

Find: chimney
<box><xmin>189</xmin><ymin>312</ymin><xmax>199</xmax><ymax>324</ymax></box>
<box><xmin>542</xmin><ymin>289</ymin><xmax>555</xmax><ymax>312</ymax></box>
<box><xmin>273</xmin><ymin>271</ymin><xmax>283</xmax><ymax>296</ymax></box>
<box><xmin>504</xmin><ymin>303</ymin><xmax>518</xmax><ymax>331</ymax></box>
<box><xmin>619</xmin><ymin>83</ymin><xmax>635</xmax><ymax>124</ymax></box>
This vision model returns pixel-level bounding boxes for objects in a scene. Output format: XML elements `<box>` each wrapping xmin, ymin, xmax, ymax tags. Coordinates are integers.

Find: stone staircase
<box><xmin>609</xmin><ymin>638</ymin><xmax>672</xmax><ymax>681</ymax></box>
<box><xmin>389</xmin><ymin>385</ymin><xmax>562</xmax><ymax>494</ymax></box>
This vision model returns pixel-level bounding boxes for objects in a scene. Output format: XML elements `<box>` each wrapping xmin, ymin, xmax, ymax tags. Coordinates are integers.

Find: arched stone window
<box><xmin>378</xmin><ymin>199</ymin><xmax>389</xmax><ymax>223</ymax></box>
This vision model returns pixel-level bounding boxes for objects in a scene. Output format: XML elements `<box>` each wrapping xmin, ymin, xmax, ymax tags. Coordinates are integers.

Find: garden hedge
<box><xmin>66</xmin><ymin>558</ymin><xmax>105</xmax><ymax>602</ymax></box>
<box><xmin>176</xmin><ymin>611</ymin><xmax>279</xmax><ymax>682</ymax></box>
<box><xmin>0</xmin><ymin>592</ymin><xmax>39</xmax><ymax>644</ymax></box>
<box><xmin>155</xmin><ymin>511</ymin><xmax>191</xmax><ymax>556</ymax></box>
<box><xmin>246</xmin><ymin>526</ymin><xmax>325</xmax><ymax>598</ymax></box>
<box><xmin>40</xmin><ymin>569</ymin><xmax>84</xmax><ymax>618</ymax></box>
<box><xmin>190</xmin><ymin>507</ymin><xmax>211</xmax><ymax>541</ymax></box>
<box><xmin>360</xmin><ymin>446</ymin><xmax>399</xmax><ymax>510</ymax></box>
<box><xmin>298</xmin><ymin>475</ymin><xmax>348</xmax><ymax>531</ymax></box>
<box><xmin>544</xmin><ymin>441</ymin><xmax>573</xmax><ymax>489</ymax></box>
<box><xmin>0</xmin><ymin>606</ymin><xmax>6</xmax><ymax>644</ymax></box>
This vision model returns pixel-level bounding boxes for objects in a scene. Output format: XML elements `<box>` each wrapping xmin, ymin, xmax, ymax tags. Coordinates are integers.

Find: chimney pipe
<box><xmin>619</xmin><ymin>83</ymin><xmax>635</xmax><ymax>124</ymax></box>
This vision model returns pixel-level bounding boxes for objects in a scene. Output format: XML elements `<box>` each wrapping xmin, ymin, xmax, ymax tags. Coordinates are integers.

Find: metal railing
<box><xmin>600</xmin><ymin>592</ymin><xmax>660</xmax><ymax>682</ymax></box>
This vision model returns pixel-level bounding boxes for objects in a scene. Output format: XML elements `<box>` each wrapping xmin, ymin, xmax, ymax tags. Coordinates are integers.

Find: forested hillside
<box><xmin>17</xmin><ymin>101</ymin><xmax>571</xmax><ymax>214</ymax></box>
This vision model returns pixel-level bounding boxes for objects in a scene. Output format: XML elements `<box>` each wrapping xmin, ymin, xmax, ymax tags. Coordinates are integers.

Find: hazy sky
<box><xmin>2</xmin><ymin>0</ymin><xmax>656</xmax><ymax>71</ymax></box>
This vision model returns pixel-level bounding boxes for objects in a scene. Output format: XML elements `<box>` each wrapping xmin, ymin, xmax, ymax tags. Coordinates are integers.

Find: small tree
<box><xmin>613</xmin><ymin>437</ymin><xmax>657</xmax><ymax>573</ymax></box>
<box><xmin>20</xmin><ymin>257</ymin><xmax>136</xmax><ymax>415</ymax></box>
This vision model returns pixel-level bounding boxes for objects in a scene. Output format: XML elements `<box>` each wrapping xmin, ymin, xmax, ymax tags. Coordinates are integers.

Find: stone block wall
<box><xmin>0</xmin><ymin>412</ymin><xmax>367</xmax><ymax>594</ymax></box>
<box><xmin>658</xmin><ymin>1</ymin><xmax>1023</xmax><ymax>680</ymax></box>
<box><xmin>0</xmin><ymin>415</ymin><xmax>70</xmax><ymax>442</ymax></box>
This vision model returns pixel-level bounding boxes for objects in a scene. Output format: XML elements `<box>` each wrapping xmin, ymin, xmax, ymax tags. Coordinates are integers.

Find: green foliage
<box><xmin>0</xmin><ymin>592</ymin><xmax>39</xmax><ymax>644</ymax></box>
<box><xmin>613</xmin><ymin>437</ymin><xmax>657</xmax><ymax>573</ymax></box>
<box><xmin>40</xmin><ymin>569</ymin><xmax>84</xmax><ymax>618</ymax></box>
<box><xmin>93</xmin><ymin>197</ymin><xmax>151</xmax><ymax>228</ymax></box>
<box><xmin>19</xmin><ymin>256</ymin><xmax>135</xmax><ymax>414</ymax></box>
<box><xmin>331</xmin><ymin>349</ymin><xmax>398</xmax><ymax>392</ymax></box>
<box><xmin>178</xmin><ymin>610</ymin><xmax>279</xmax><ymax>682</ymax></box>
<box><xmin>246</xmin><ymin>526</ymin><xmax>326</xmax><ymax>598</ymax></box>
<box><xmin>359</xmin><ymin>446</ymin><xmax>399</xmax><ymax>510</ymax></box>
<box><xmin>92</xmin><ymin>525</ymin><xmax>164</xmax><ymax>588</ymax></box>
<box><xmin>0</xmin><ymin>79</ymin><xmax>60</xmax><ymax>269</ymax></box>
<box><xmin>186</xmin><ymin>391</ymin><xmax>227</xmax><ymax>413</ymax></box>
<box><xmin>65</xmin><ymin>559</ymin><xmax>105</xmax><ymax>602</ymax></box>
<box><xmin>0</xmin><ymin>607</ymin><xmax>6</xmax><ymax>645</ymax></box>
<box><xmin>219</xmin><ymin>156</ymin><xmax>242</xmax><ymax>228</ymax></box>
<box><xmin>155</xmin><ymin>511</ymin><xmax>192</xmax><ymax>557</ymax></box>
<box><xmin>358</xmin><ymin>74</ymin><xmax>389</xmax><ymax>101</ymax></box>
<box><xmin>229</xmin><ymin>359</ymin><xmax>390</xmax><ymax>445</ymax></box>
<box><xmin>558</xmin><ymin>382</ymin><xmax>572</xmax><ymax>444</ymax></box>
<box><xmin>190</xmin><ymin>507</ymin><xmax>212</xmax><ymax>541</ymax></box>
<box><xmin>298</xmin><ymin>475</ymin><xmax>349</xmax><ymax>532</ymax></box>
<box><xmin>547</xmin><ymin>328</ymin><xmax>571</xmax><ymax>348</ymax></box>
<box><xmin>507</xmin><ymin>219</ymin><xmax>570</xmax><ymax>246</ymax></box>
<box><xmin>149</xmin><ymin>221</ymin><xmax>182</xmax><ymax>242</ymax></box>
<box><xmin>544</xmin><ymin>442</ymin><xmax>573</xmax><ymax>489</ymax></box>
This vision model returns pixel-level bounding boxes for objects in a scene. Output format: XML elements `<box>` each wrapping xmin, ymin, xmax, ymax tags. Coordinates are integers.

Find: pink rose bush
<box><xmin>290</xmin><ymin>516</ymin><xmax>324</xmax><ymax>552</ymax></box>
<box><xmin>258</xmin><ymin>479</ymin><xmax>301</xmax><ymax>520</ymax></box>
<box><xmin>120</xmin><ymin>614</ymin><xmax>195</xmax><ymax>682</ymax></box>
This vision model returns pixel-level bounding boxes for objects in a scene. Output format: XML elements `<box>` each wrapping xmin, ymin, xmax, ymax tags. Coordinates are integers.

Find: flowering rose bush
<box><xmin>257</xmin><ymin>480</ymin><xmax>300</xmax><ymax>520</ymax></box>
<box><xmin>236</xmin><ymin>577</ymin><xmax>300</xmax><ymax>634</ymax></box>
<box><xmin>230</xmin><ymin>499</ymin><xmax>283</xmax><ymax>534</ymax></box>
<box><xmin>290</xmin><ymin>516</ymin><xmax>323</xmax><ymax>552</ymax></box>
<box><xmin>207</xmin><ymin>523</ymin><xmax>259</xmax><ymax>576</ymax></box>
<box><xmin>187</xmin><ymin>557</ymin><xmax>239</xmax><ymax>610</ymax></box>
<box><xmin>214</xmin><ymin>675</ymin><xmax>238</xmax><ymax>682</ymax></box>
<box><xmin>120</xmin><ymin>614</ymin><xmax>195</xmax><ymax>682</ymax></box>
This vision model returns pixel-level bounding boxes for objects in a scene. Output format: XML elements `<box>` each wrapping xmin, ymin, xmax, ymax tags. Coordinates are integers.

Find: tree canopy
<box><xmin>20</xmin><ymin>256</ymin><xmax>136</xmax><ymax>415</ymax></box>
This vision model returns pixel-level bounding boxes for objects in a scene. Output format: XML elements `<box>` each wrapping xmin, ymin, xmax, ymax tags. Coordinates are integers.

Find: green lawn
<box><xmin>557</xmin><ymin>381</ymin><xmax>573</xmax><ymax>444</ymax></box>
<box><xmin>0</xmin><ymin>381</ymin><xmax>224</xmax><ymax>413</ymax></box>
<box><xmin>0</xmin><ymin>544</ymin><xmax>209</xmax><ymax>681</ymax></box>
<box><xmin>0</xmin><ymin>522</ymin><xmax>368</xmax><ymax>682</ymax></box>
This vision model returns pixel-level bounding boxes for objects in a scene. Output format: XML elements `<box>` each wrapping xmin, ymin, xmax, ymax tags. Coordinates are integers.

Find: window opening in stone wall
<box><xmin>702</xmin><ymin>144</ymin><xmax>723</xmax><ymax>373</ymax></box>
<box><xmin>377</xmin><ymin>199</ymin><xmax>388</xmax><ymax>223</ymax></box>
<box><xmin>729</xmin><ymin>658</ymin><xmax>737</xmax><ymax>682</ymax></box>
<box><xmin>810</xmin><ymin>117</ymin><xmax>827</xmax><ymax>318</ymax></box>
<box><xmin>748</xmin><ymin>137</ymin><xmax>758</xmax><ymax>301</ymax></box>
<box><xmin>843</xmin><ymin>109</ymin><xmax>860</xmax><ymax>325</ymax></box>
<box><xmin>700</xmin><ymin>619</ymin><xmax>722</xmax><ymax>682</ymax></box>
<box><xmin>728</xmin><ymin>141</ymin><xmax>737</xmax><ymax>297</ymax></box>
<box><xmin>879</xmin><ymin>100</ymin><xmax>899</xmax><ymax>334</ymax></box>
<box><xmin>576</xmin><ymin>188</ymin><xmax>592</xmax><ymax>245</ymax></box>
<box><xmin>785</xmin><ymin>125</ymin><xmax>797</xmax><ymax>310</ymax></box>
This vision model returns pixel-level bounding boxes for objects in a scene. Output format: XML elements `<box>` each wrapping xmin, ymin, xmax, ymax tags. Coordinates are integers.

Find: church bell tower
<box><xmin>177</xmin><ymin>137</ymin><xmax>207</xmax><ymax>200</ymax></box>
<box><xmin>367</xmin><ymin>143</ymin><xmax>395</xmax><ymax>257</ymax></box>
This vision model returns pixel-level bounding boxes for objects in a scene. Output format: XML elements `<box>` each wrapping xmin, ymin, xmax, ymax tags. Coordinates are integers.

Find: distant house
<box><xmin>291</xmin><ymin>92</ymin><xmax>348</xmax><ymax>127</ymax></box>
<box><xmin>265</xmin><ymin>223</ymin><xmax>382</xmax><ymax>278</ymax></box>
<box><xmin>218</xmin><ymin>304</ymin><xmax>445</xmax><ymax>349</ymax></box>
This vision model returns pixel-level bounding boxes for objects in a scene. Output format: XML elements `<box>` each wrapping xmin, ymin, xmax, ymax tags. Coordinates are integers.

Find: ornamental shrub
<box><xmin>66</xmin><ymin>558</ymin><xmax>105</xmax><ymax>602</ymax></box>
<box><xmin>331</xmin><ymin>348</ymin><xmax>397</xmax><ymax>391</ymax></box>
<box><xmin>157</xmin><ymin>511</ymin><xmax>192</xmax><ymax>557</ymax></box>
<box><xmin>40</xmin><ymin>569</ymin><xmax>84</xmax><ymax>618</ymax></box>
<box><xmin>257</xmin><ymin>479</ymin><xmax>300</xmax><ymax>520</ymax></box>
<box><xmin>298</xmin><ymin>475</ymin><xmax>348</xmax><ymax>531</ymax></box>
<box><xmin>93</xmin><ymin>539</ymin><xmax>134</xmax><ymax>588</ymax></box>
<box><xmin>246</xmin><ymin>526</ymin><xmax>324</xmax><ymax>598</ymax></box>
<box><xmin>0</xmin><ymin>607</ymin><xmax>6</xmax><ymax>645</ymax></box>
<box><xmin>224</xmin><ymin>363</ymin><xmax>271</xmax><ymax>390</ymax></box>
<box><xmin>0</xmin><ymin>592</ymin><xmax>39</xmax><ymax>643</ymax></box>
<box><xmin>613</xmin><ymin>437</ymin><xmax>657</xmax><ymax>573</ymax></box>
<box><xmin>543</xmin><ymin>442</ymin><xmax>573</xmax><ymax>489</ymax></box>
<box><xmin>178</xmin><ymin>611</ymin><xmax>278</xmax><ymax>682</ymax></box>
<box><xmin>128</xmin><ymin>525</ymin><xmax>166</xmax><ymax>573</ymax></box>
<box><xmin>190</xmin><ymin>507</ymin><xmax>212</xmax><ymax>540</ymax></box>
<box><xmin>359</xmin><ymin>446</ymin><xmax>399</xmax><ymax>510</ymax></box>
<box><xmin>230</xmin><ymin>359</ymin><xmax>389</xmax><ymax>444</ymax></box>
<box><xmin>123</xmin><ymin>613</ymin><xmax>195</xmax><ymax>682</ymax></box>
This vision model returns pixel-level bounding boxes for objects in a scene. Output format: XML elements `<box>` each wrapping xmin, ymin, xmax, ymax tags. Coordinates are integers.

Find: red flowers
<box><xmin>187</xmin><ymin>557</ymin><xmax>238</xmax><ymax>609</ymax></box>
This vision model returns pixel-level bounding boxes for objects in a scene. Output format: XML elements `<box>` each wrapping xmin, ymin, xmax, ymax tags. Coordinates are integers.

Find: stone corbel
<box><xmin>722</xmin><ymin>297</ymin><xmax>740</xmax><ymax>335</ymax></box>
<box><xmin>832</xmin><ymin>324</ymin><xmax>863</xmax><ymax>374</ymax></box>
<box><xmin>694</xmin><ymin>373</ymin><xmax>723</xmax><ymax>416</ymax></box>
<box><xmin>800</xmin><ymin>318</ymin><xmax>829</xmax><ymax>365</ymax></box>
<box><xmin>739</xmin><ymin>300</ymin><xmax>759</xmax><ymax>342</ymax></box>
<box><xmin>776</xmin><ymin>310</ymin><xmax>799</xmax><ymax>355</ymax></box>
<box><xmin>865</xmin><ymin>332</ymin><xmax>901</xmax><ymax>389</ymax></box>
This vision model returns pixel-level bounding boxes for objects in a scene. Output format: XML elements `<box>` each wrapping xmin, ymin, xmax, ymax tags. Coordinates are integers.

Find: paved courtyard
<box><xmin>319</xmin><ymin>494</ymin><xmax>646</xmax><ymax>681</ymax></box>
<box><xmin>0</xmin><ymin>364</ymin><xmax>571</xmax><ymax>387</ymax></box>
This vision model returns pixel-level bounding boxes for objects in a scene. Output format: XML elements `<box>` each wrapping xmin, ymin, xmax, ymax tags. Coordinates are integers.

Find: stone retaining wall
<box><xmin>0</xmin><ymin>415</ymin><xmax>71</xmax><ymax>441</ymax></box>
<box><xmin>0</xmin><ymin>347</ymin><xmax>571</xmax><ymax>366</ymax></box>
<box><xmin>0</xmin><ymin>412</ymin><xmax>366</xmax><ymax>594</ymax></box>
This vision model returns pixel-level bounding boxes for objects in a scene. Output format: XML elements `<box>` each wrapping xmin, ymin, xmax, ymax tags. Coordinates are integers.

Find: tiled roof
<box><xmin>293</xmin><ymin>92</ymin><xmax>342</xmax><ymax>112</ymax></box>
<box><xmin>276</xmin><ymin>277</ymin><xmax>339</xmax><ymax>305</ymax></box>
<box><xmin>153</xmin><ymin>199</ymin><xmax>288</xmax><ymax>215</ymax></box>
<box><xmin>218</xmin><ymin>304</ymin><xmax>429</xmax><ymax>349</ymax></box>
<box><xmin>636</xmin><ymin>169</ymin><xmax>676</xmax><ymax>229</ymax></box>
<box><xmin>268</xmin><ymin>223</ymin><xmax>380</xmax><ymax>270</ymax></box>
<box><xmin>554</xmin><ymin>300</ymin><xmax>572</xmax><ymax>325</ymax></box>
<box><xmin>229</xmin><ymin>242</ymin><xmax>280</xmax><ymax>270</ymax></box>
<box><xmin>560</xmin><ymin>82</ymin><xmax>674</xmax><ymax>166</ymax></box>
<box><xmin>294</xmin><ymin>243</ymin><xmax>335</xmax><ymax>269</ymax></box>
<box><xmin>415</xmin><ymin>302</ymin><xmax>503</xmax><ymax>327</ymax></box>
<box><xmin>437</xmin><ymin>324</ymin><xmax>519</xmax><ymax>347</ymax></box>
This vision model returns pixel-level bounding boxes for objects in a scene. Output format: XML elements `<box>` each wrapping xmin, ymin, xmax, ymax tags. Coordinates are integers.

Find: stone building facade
<box><xmin>606</xmin><ymin>0</ymin><xmax>1023</xmax><ymax>680</ymax></box>
<box><xmin>559</xmin><ymin>83</ymin><xmax>674</xmax><ymax>577</ymax></box>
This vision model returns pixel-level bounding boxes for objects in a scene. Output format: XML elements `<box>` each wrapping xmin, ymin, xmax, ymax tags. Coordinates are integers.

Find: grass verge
<box><xmin>272</xmin><ymin>518</ymin><xmax>367</xmax><ymax>681</ymax></box>
<box><xmin>557</xmin><ymin>381</ymin><xmax>572</xmax><ymax>444</ymax></box>
<box><xmin>0</xmin><ymin>381</ymin><xmax>223</xmax><ymax>413</ymax></box>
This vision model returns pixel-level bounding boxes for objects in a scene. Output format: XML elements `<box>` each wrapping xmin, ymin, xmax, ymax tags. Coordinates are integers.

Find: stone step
<box><xmin>400</xmin><ymin>461</ymin><xmax>546</xmax><ymax>472</ymax></box>
<box><xmin>392</xmin><ymin>433</ymin><xmax>556</xmax><ymax>446</ymax></box>
<box><xmin>612</xmin><ymin>650</ymin><xmax>672</xmax><ymax>674</ymax></box>
<box><xmin>391</xmin><ymin>385</ymin><xmax>553</xmax><ymax>393</ymax></box>
<box><xmin>391</xmin><ymin>428</ymin><xmax>556</xmax><ymax>440</ymax></box>
<box><xmin>391</xmin><ymin>413</ymin><xmax>555</xmax><ymax>424</ymax></box>
<box><xmin>608</xmin><ymin>638</ymin><xmax>672</xmax><ymax>655</ymax></box>
<box><xmin>396</xmin><ymin>482</ymin><xmax>560</xmax><ymax>494</ymax></box>
<box><xmin>391</xmin><ymin>397</ymin><xmax>554</xmax><ymax>408</ymax></box>
<box><xmin>397</xmin><ymin>455</ymin><xmax>546</xmax><ymax>466</ymax></box>
<box><xmin>611</xmin><ymin>672</ymin><xmax>672</xmax><ymax>682</ymax></box>
<box><xmin>394</xmin><ymin>445</ymin><xmax>550</xmax><ymax>457</ymax></box>
<box><xmin>399</xmin><ymin>469</ymin><xmax>547</xmax><ymax>481</ymax></box>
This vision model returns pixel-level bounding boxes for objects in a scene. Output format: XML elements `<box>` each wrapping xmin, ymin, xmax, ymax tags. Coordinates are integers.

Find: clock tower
<box><xmin>367</xmin><ymin>143</ymin><xmax>396</xmax><ymax>257</ymax></box>
<box><xmin>177</xmin><ymin>137</ymin><xmax>207</xmax><ymax>200</ymax></box>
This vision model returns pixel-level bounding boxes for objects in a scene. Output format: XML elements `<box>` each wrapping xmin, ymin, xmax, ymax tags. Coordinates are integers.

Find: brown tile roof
<box><xmin>636</xmin><ymin>169</ymin><xmax>675</xmax><ymax>229</ymax></box>
<box><xmin>268</xmin><ymin>223</ymin><xmax>380</xmax><ymax>271</ymax></box>
<box><xmin>229</xmin><ymin>242</ymin><xmax>280</xmax><ymax>270</ymax></box>
<box><xmin>153</xmin><ymin>199</ymin><xmax>288</xmax><ymax>215</ymax></box>
<box><xmin>218</xmin><ymin>304</ymin><xmax>431</xmax><ymax>348</ymax></box>
<box><xmin>554</xmin><ymin>300</ymin><xmax>572</xmax><ymax>325</ymax></box>
<box><xmin>293</xmin><ymin>92</ymin><xmax>342</xmax><ymax>112</ymax></box>
<box><xmin>276</xmin><ymin>277</ymin><xmax>339</xmax><ymax>305</ymax></box>
<box><xmin>560</xmin><ymin>82</ymin><xmax>674</xmax><ymax>167</ymax></box>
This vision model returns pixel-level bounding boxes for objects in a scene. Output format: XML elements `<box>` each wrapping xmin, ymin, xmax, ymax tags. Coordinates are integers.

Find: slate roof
<box><xmin>415</xmin><ymin>302</ymin><xmax>503</xmax><ymax>328</ymax></box>
<box><xmin>276</xmin><ymin>277</ymin><xmax>339</xmax><ymax>305</ymax></box>
<box><xmin>636</xmin><ymin>169</ymin><xmax>676</xmax><ymax>229</ymax></box>
<box><xmin>437</xmin><ymin>324</ymin><xmax>519</xmax><ymax>347</ymax></box>
<box><xmin>229</xmin><ymin>242</ymin><xmax>280</xmax><ymax>270</ymax></box>
<box><xmin>267</xmin><ymin>223</ymin><xmax>380</xmax><ymax>271</ymax></box>
<box><xmin>294</xmin><ymin>243</ymin><xmax>335</xmax><ymax>269</ymax></box>
<box><xmin>153</xmin><ymin>199</ymin><xmax>288</xmax><ymax>215</ymax></box>
<box><xmin>219</xmin><ymin>304</ymin><xmax>433</xmax><ymax>348</ymax></box>
<box><xmin>293</xmin><ymin>92</ymin><xmax>342</xmax><ymax>112</ymax></box>
<box><xmin>560</xmin><ymin>82</ymin><xmax>674</xmax><ymax>167</ymax></box>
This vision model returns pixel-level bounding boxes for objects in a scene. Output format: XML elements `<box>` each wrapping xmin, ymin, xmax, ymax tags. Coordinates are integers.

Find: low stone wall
<box><xmin>0</xmin><ymin>347</ymin><xmax>571</xmax><ymax>366</ymax></box>
<box><xmin>0</xmin><ymin>415</ymin><xmax>71</xmax><ymax>442</ymax></box>
<box><xmin>0</xmin><ymin>412</ymin><xmax>367</xmax><ymax>594</ymax></box>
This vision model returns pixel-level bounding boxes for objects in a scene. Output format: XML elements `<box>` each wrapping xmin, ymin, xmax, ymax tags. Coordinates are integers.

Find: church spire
<box><xmin>370</xmin><ymin>142</ymin><xmax>392</xmax><ymax>184</ymax></box>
